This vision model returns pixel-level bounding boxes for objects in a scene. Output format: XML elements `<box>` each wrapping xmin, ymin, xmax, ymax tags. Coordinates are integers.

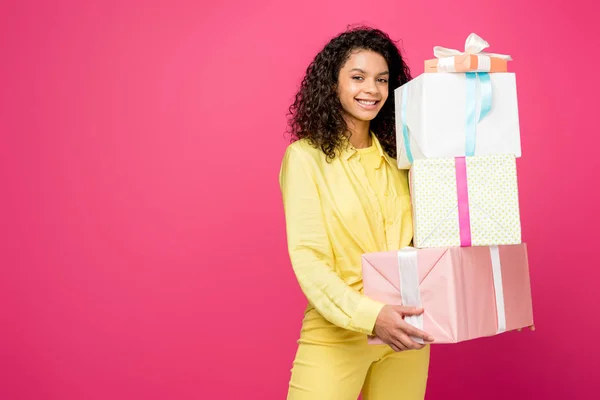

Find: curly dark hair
<box><xmin>287</xmin><ymin>26</ymin><xmax>412</xmax><ymax>161</ymax></box>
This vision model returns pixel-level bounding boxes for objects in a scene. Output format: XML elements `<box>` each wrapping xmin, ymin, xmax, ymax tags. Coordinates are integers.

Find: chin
<box><xmin>343</xmin><ymin>105</ymin><xmax>382</xmax><ymax>123</ymax></box>
<box><xmin>355</xmin><ymin>110</ymin><xmax>380</xmax><ymax>121</ymax></box>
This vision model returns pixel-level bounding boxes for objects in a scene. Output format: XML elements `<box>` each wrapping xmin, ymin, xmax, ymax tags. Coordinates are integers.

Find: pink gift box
<box><xmin>362</xmin><ymin>244</ymin><xmax>534</xmax><ymax>344</ymax></box>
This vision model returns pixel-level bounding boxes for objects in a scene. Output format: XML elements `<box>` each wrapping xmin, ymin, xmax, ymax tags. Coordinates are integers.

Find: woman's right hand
<box><xmin>373</xmin><ymin>305</ymin><xmax>435</xmax><ymax>352</ymax></box>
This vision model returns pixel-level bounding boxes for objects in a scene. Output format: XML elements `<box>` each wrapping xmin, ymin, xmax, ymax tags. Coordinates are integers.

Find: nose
<box><xmin>364</xmin><ymin>77</ymin><xmax>379</xmax><ymax>96</ymax></box>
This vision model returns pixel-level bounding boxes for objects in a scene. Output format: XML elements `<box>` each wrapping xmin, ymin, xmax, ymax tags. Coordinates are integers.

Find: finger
<box><xmin>398</xmin><ymin>320</ymin><xmax>435</xmax><ymax>342</ymax></box>
<box><xmin>396</xmin><ymin>306</ymin><xmax>425</xmax><ymax>317</ymax></box>
<box><xmin>393</xmin><ymin>339</ymin><xmax>409</xmax><ymax>352</ymax></box>
<box><xmin>389</xmin><ymin>343</ymin><xmax>402</xmax><ymax>352</ymax></box>
<box><xmin>396</xmin><ymin>331</ymin><xmax>425</xmax><ymax>351</ymax></box>
<box><xmin>517</xmin><ymin>325</ymin><xmax>535</xmax><ymax>332</ymax></box>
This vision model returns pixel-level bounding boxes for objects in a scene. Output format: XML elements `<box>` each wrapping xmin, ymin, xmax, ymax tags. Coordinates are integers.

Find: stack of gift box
<box><xmin>363</xmin><ymin>33</ymin><xmax>534</xmax><ymax>344</ymax></box>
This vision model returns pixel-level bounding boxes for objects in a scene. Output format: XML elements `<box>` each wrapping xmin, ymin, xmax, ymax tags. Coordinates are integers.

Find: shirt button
<box><xmin>384</xmin><ymin>191</ymin><xmax>390</xmax><ymax>196</ymax></box>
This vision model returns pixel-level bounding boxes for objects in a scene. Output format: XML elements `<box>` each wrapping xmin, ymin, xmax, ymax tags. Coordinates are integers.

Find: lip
<box><xmin>355</xmin><ymin>98</ymin><xmax>380</xmax><ymax>110</ymax></box>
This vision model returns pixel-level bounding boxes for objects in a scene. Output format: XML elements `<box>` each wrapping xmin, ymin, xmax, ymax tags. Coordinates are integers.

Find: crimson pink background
<box><xmin>1</xmin><ymin>1</ymin><xmax>599</xmax><ymax>399</ymax></box>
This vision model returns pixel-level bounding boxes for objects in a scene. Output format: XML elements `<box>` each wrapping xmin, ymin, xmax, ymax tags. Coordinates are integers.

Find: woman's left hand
<box><xmin>517</xmin><ymin>325</ymin><xmax>535</xmax><ymax>332</ymax></box>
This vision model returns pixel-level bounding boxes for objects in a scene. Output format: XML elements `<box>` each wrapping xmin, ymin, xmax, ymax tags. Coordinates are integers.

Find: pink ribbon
<box><xmin>455</xmin><ymin>157</ymin><xmax>472</xmax><ymax>247</ymax></box>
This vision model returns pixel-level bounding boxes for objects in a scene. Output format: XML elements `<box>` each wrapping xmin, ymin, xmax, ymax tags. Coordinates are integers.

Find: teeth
<box><xmin>357</xmin><ymin>100</ymin><xmax>376</xmax><ymax>105</ymax></box>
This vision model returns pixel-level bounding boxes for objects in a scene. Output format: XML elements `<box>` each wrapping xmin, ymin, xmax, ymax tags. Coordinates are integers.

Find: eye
<box><xmin>352</xmin><ymin>76</ymin><xmax>364</xmax><ymax>81</ymax></box>
<box><xmin>378</xmin><ymin>78</ymin><xmax>389</xmax><ymax>83</ymax></box>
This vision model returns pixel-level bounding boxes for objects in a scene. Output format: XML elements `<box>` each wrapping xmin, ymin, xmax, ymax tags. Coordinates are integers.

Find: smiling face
<box><xmin>336</xmin><ymin>49</ymin><xmax>389</xmax><ymax>127</ymax></box>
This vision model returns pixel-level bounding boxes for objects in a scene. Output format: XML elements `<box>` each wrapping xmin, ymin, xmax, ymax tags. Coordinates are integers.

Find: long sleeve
<box><xmin>279</xmin><ymin>145</ymin><xmax>385</xmax><ymax>335</ymax></box>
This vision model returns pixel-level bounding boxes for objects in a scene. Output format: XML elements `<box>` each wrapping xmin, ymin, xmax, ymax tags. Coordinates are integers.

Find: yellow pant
<box><xmin>287</xmin><ymin>308</ymin><xmax>430</xmax><ymax>400</ymax></box>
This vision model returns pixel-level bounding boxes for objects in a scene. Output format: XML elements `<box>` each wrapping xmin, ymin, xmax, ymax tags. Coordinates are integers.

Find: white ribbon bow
<box><xmin>433</xmin><ymin>33</ymin><xmax>512</xmax><ymax>60</ymax></box>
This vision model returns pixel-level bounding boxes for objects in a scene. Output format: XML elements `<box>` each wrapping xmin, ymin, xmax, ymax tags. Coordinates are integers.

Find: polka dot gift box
<box><xmin>409</xmin><ymin>154</ymin><xmax>522</xmax><ymax>249</ymax></box>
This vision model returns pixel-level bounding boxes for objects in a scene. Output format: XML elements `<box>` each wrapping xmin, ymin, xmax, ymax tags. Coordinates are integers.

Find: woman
<box><xmin>279</xmin><ymin>26</ymin><xmax>435</xmax><ymax>399</ymax></box>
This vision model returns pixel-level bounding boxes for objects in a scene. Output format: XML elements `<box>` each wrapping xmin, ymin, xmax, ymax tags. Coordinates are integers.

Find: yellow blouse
<box><xmin>279</xmin><ymin>133</ymin><xmax>414</xmax><ymax>335</ymax></box>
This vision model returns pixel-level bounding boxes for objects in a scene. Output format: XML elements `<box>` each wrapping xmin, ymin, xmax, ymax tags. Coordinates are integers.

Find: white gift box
<box><xmin>395</xmin><ymin>73</ymin><xmax>521</xmax><ymax>169</ymax></box>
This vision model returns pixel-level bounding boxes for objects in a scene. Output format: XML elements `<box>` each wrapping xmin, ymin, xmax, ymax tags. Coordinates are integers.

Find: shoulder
<box><xmin>279</xmin><ymin>139</ymin><xmax>334</xmax><ymax>187</ymax></box>
<box><xmin>286</xmin><ymin>138</ymin><xmax>324</xmax><ymax>156</ymax></box>
<box><xmin>282</xmin><ymin>138</ymin><xmax>327</xmax><ymax>167</ymax></box>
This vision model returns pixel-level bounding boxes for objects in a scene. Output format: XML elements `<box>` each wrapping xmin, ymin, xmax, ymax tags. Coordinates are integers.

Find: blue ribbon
<box><xmin>465</xmin><ymin>73</ymin><xmax>477</xmax><ymax>156</ymax></box>
<box><xmin>401</xmin><ymin>85</ymin><xmax>414</xmax><ymax>163</ymax></box>
<box><xmin>478</xmin><ymin>72</ymin><xmax>492</xmax><ymax>121</ymax></box>
<box><xmin>465</xmin><ymin>72</ymin><xmax>492</xmax><ymax>156</ymax></box>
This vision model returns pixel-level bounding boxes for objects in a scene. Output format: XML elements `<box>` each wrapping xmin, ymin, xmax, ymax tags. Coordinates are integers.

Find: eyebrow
<box><xmin>349</xmin><ymin>68</ymin><xmax>389</xmax><ymax>76</ymax></box>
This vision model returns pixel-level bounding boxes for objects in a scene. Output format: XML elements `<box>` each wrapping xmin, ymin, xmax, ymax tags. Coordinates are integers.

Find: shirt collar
<box><xmin>340</xmin><ymin>132</ymin><xmax>396</xmax><ymax>169</ymax></box>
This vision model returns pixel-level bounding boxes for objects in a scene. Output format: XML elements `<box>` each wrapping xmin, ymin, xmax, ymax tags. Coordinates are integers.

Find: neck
<box><xmin>344</xmin><ymin>117</ymin><xmax>372</xmax><ymax>149</ymax></box>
